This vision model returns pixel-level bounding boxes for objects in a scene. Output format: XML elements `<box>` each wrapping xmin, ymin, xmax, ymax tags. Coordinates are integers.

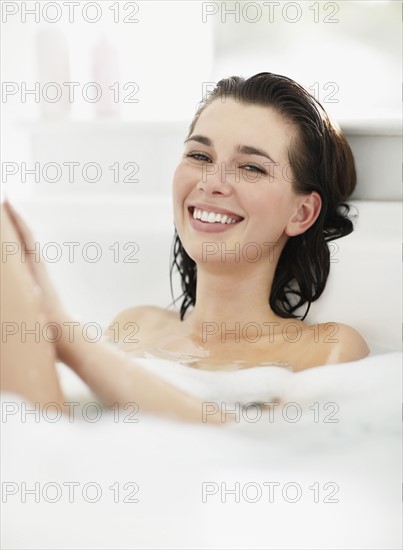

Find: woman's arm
<box><xmin>3</xmin><ymin>200</ymin><xmax>220</xmax><ymax>424</ymax></box>
<box><xmin>56</xmin><ymin>314</ymin><xmax>213</xmax><ymax>423</ymax></box>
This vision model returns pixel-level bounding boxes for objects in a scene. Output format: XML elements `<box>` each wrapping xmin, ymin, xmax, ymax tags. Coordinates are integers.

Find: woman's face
<box><xmin>172</xmin><ymin>97</ymin><xmax>305</xmax><ymax>265</ymax></box>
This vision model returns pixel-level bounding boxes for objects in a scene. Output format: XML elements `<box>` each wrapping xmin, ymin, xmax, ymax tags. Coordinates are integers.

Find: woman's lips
<box><xmin>187</xmin><ymin>208</ymin><xmax>243</xmax><ymax>233</ymax></box>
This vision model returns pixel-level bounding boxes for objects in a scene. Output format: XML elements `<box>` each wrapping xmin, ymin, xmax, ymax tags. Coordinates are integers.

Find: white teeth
<box><xmin>192</xmin><ymin>208</ymin><xmax>239</xmax><ymax>225</ymax></box>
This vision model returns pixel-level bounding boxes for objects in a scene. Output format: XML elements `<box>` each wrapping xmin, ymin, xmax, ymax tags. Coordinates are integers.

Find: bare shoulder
<box><xmin>315</xmin><ymin>321</ymin><xmax>370</xmax><ymax>363</ymax></box>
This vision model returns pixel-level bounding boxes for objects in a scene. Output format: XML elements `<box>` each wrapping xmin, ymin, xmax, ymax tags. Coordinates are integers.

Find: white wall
<box><xmin>2</xmin><ymin>1</ymin><xmax>400</xmax><ymax>203</ymax></box>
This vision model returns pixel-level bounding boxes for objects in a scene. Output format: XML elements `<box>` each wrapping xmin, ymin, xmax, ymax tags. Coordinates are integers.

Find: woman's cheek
<box><xmin>172</xmin><ymin>167</ymin><xmax>185</xmax><ymax>209</ymax></box>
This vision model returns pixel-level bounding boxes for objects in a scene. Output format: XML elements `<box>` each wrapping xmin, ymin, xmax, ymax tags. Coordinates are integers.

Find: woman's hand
<box><xmin>3</xmin><ymin>200</ymin><xmax>71</xmax><ymax>326</ymax></box>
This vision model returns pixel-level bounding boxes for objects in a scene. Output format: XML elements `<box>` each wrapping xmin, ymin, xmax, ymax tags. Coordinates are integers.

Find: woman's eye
<box><xmin>241</xmin><ymin>164</ymin><xmax>266</xmax><ymax>175</ymax></box>
<box><xmin>184</xmin><ymin>154</ymin><xmax>266</xmax><ymax>176</ymax></box>
<box><xmin>186</xmin><ymin>152</ymin><xmax>211</xmax><ymax>162</ymax></box>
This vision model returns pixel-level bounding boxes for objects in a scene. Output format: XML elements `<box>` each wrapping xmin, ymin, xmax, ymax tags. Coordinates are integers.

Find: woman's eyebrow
<box><xmin>184</xmin><ymin>134</ymin><xmax>276</xmax><ymax>164</ymax></box>
<box><xmin>184</xmin><ymin>134</ymin><xmax>211</xmax><ymax>146</ymax></box>
<box><xmin>237</xmin><ymin>144</ymin><xmax>276</xmax><ymax>165</ymax></box>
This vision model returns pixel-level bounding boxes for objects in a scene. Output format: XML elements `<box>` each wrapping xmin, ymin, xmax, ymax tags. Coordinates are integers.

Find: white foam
<box><xmin>1</xmin><ymin>352</ymin><xmax>401</xmax><ymax>549</ymax></box>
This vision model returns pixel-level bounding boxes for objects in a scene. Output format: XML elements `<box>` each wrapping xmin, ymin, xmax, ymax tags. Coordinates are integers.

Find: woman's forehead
<box><xmin>193</xmin><ymin>98</ymin><xmax>295</xmax><ymax>158</ymax></box>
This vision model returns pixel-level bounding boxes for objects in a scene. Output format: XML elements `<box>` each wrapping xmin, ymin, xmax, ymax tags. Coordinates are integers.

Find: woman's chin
<box><xmin>185</xmin><ymin>245</ymin><xmax>244</xmax><ymax>267</ymax></box>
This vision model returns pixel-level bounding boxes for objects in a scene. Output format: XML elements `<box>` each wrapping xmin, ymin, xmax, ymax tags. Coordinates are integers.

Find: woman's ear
<box><xmin>285</xmin><ymin>191</ymin><xmax>322</xmax><ymax>237</ymax></box>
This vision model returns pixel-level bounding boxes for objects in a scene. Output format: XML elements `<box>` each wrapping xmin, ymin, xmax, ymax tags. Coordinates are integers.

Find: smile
<box><xmin>192</xmin><ymin>207</ymin><xmax>239</xmax><ymax>224</ymax></box>
<box><xmin>187</xmin><ymin>206</ymin><xmax>244</xmax><ymax>233</ymax></box>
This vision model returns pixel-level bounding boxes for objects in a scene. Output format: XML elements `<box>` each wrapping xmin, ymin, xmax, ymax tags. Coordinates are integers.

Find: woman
<box><xmin>1</xmin><ymin>72</ymin><xmax>369</xmax><ymax>422</ymax></box>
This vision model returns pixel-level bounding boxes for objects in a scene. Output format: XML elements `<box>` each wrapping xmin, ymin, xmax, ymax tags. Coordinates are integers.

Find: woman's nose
<box><xmin>196</xmin><ymin>161</ymin><xmax>235</xmax><ymax>195</ymax></box>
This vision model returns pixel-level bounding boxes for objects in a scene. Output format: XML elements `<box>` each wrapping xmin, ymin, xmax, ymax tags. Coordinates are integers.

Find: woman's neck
<box><xmin>180</xmin><ymin>262</ymin><xmax>284</xmax><ymax>343</ymax></box>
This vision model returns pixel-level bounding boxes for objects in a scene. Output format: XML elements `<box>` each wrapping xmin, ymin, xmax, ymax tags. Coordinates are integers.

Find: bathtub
<box><xmin>1</xmin><ymin>349</ymin><xmax>401</xmax><ymax>549</ymax></box>
<box><xmin>2</xmin><ymin>119</ymin><xmax>401</xmax><ymax>549</ymax></box>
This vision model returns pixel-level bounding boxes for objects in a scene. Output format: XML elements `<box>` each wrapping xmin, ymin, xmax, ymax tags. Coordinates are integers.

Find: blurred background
<box><xmin>2</xmin><ymin>0</ymin><xmax>400</xmax><ymax>198</ymax></box>
<box><xmin>1</xmin><ymin>1</ymin><xmax>401</xmax><ymax>343</ymax></box>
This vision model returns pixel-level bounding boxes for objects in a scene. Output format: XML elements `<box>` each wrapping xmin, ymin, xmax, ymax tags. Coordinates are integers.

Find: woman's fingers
<box><xmin>3</xmin><ymin>201</ymin><xmax>51</xmax><ymax>305</ymax></box>
<box><xmin>3</xmin><ymin>200</ymin><xmax>36</xmax><ymax>250</ymax></box>
<box><xmin>3</xmin><ymin>200</ymin><xmax>70</xmax><ymax>329</ymax></box>
<box><xmin>3</xmin><ymin>200</ymin><xmax>24</xmax><ymax>243</ymax></box>
<box><xmin>3</xmin><ymin>200</ymin><xmax>42</xmax><ymax>285</ymax></box>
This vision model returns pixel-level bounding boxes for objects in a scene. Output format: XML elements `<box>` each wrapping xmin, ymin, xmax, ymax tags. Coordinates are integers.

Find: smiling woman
<box><xmin>166</xmin><ymin>73</ymin><xmax>369</xmax><ymax>368</ymax></box>
<box><xmin>1</xmin><ymin>72</ymin><xmax>369</xmax><ymax>422</ymax></box>
<box><xmin>173</xmin><ymin>73</ymin><xmax>356</xmax><ymax>319</ymax></box>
